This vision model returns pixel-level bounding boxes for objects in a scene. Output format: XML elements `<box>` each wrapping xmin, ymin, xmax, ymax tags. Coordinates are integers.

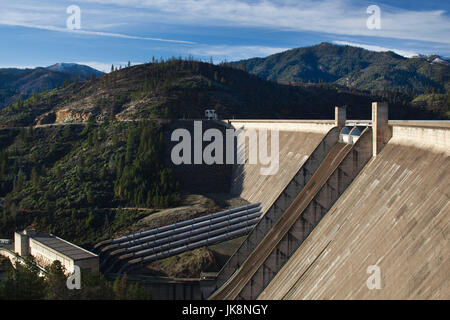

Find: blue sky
<box><xmin>0</xmin><ymin>0</ymin><xmax>449</xmax><ymax>72</ymax></box>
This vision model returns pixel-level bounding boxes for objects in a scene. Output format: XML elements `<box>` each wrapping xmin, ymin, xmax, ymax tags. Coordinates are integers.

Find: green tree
<box><xmin>0</xmin><ymin>257</ymin><xmax>46</xmax><ymax>300</ymax></box>
<box><xmin>112</xmin><ymin>274</ymin><xmax>149</xmax><ymax>300</ymax></box>
<box><xmin>30</xmin><ymin>167</ymin><xmax>39</xmax><ymax>187</ymax></box>
<box><xmin>45</xmin><ymin>261</ymin><xmax>72</xmax><ymax>299</ymax></box>
<box><xmin>112</xmin><ymin>274</ymin><xmax>128</xmax><ymax>300</ymax></box>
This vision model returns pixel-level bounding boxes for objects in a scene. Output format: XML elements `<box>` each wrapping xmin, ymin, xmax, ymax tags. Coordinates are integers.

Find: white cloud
<box><xmin>0</xmin><ymin>65</ymin><xmax>40</xmax><ymax>69</ymax></box>
<box><xmin>0</xmin><ymin>1</ymin><xmax>195</xmax><ymax>44</ymax></box>
<box><xmin>333</xmin><ymin>41</ymin><xmax>419</xmax><ymax>58</ymax></box>
<box><xmin>189</xmin><ymin>45</ymin><xmax>290</xmax><ymax>61</ymax></box>
<box><xmin>0</xmin><ymin>19</ymin><xmax>195</xmax><ymax>43</ymax></box>
<box><xmin>0</xmin><ymin>0</ymin><xmax>449</xmax><ymax>53</ymax></box>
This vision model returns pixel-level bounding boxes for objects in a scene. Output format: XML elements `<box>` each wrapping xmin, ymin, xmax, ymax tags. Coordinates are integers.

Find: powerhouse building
<box><xmin>14</xmin><ymin>229</ymin><xmax>98</xmax><ymax>273</ymax></box>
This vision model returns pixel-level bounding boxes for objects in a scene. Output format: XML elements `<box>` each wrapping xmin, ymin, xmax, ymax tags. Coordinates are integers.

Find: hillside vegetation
<box><xmin>0</xmin><ymin>119</ymin><xmax>179</xmax><ymax>246</ymax></box>
<box><xmin>0</xmin><ymin>58</ymin><xmax>446</xmax><ymax>126</ymax></box>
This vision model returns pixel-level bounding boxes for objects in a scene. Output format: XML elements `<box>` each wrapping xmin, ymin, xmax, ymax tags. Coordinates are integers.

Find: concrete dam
<box><xmin>206</xmin><ymin>102</ymin><xmax>449</xmax><ymax>300</ymax></box>
<box><xmin>94</xmin><ymin>102</ymin><xmax>448</xmax><ymax>299</ymax></box>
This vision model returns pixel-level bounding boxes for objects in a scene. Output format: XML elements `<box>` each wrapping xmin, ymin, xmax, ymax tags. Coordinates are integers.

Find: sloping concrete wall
<box><xmin>215</xmin><ymin>125</ymin><xmax>338</xmax><ymax>290</ymax></box>
<box><xmin>258</xmin><ymin>124</ymin><xmax>450</xmax><ymax>300</ymax></box>
<box><xmin>211</xmin><ymin>129</ymin><xmax>373</xmax><ymax>300</ymax></box>
<box><xmin>229</xmin><ymin>120</ymin><xmax>334</xmax><ymax>212</ymax></box>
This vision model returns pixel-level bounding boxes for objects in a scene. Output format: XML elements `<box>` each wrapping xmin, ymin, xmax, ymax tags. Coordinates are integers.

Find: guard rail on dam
<box><xmin>209</xmin><ymin>103</ymin><xmax>449</xmax><ymax>300</ymax></box>
<box><xmin>95</xmin><ymin>203</ymin><xmax>263</xmax><ymax>274</ymax></box>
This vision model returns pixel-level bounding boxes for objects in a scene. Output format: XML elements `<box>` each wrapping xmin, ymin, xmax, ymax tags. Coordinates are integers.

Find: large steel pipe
<box><xmin>98</xmin><ymin>206</ymin><xmax>261</xmax><ymax>266</ymax></box>
<box><xmin>118</xmin><ymin>225</ymin><xmax>256</xmax><ymax>274</ymax></box>
<box><xmin>107</xmin><ymin>219</ymin><xmax>260</xmax><ymax>274</ymax></box>
<box><xmin>94</xmin><ymin>202</ymin><xmax>261</xmax><ymax>253</ymax></box>
<box><xmin>100</xmin><ymin>211</ymin><xmax>262</xmax><ymax>268</ymax></box>
<box><xmin>104</xmin><ymin>207</ymin><xmax>261</xmax><ymax>254</ymax></box>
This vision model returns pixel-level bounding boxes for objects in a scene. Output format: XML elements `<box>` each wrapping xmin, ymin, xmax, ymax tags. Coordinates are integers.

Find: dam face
<box><xmin>258</xmin><ymin>124</ymin><xmax>449</xmax><ymax>300</ymax></box>
<box><xmin>209</xmin><ymin>104</ymin><xmax>449</xmax><ymax>300</ymax></box>
<box><xmin>229</xmin><ymin>120</ymin><xmax>336</xmax><ymax>212</ymax></box>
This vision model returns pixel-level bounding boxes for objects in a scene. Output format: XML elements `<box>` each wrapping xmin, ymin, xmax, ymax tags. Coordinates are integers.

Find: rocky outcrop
<box><xmin>55</xmin><ymin>108</ymin><xmax>95</xmax><ymax>123</ymax></box>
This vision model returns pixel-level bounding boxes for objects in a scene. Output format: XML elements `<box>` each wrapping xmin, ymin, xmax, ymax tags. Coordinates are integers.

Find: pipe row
<box><xmin>94</xmin><ymin>202</ymin><xmax>261</xmax><ymax>252</ymax></box>
<box><xmin>100</xmin><ymin>210</ymin><xmax>262</xmax><ymax>269</ymax></box>
<box><xmin>118</xmin><ymin>225</ymin><xmax>256</xmax><ymax>274</ymax></box>
<box><xmin>106</xmin><ymin>218</ymin><xmax>260</xmax><ymax>274</ymax></box>
<box><xmin>102</xmin><ymin>206</ymin><xmax>261</xmax><ymax>254</ymax></box>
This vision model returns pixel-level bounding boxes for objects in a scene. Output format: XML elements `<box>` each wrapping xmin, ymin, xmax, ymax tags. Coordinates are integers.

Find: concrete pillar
<box><xmin>335</xmin><ymin>106</ymin><xmax>347</xmax><ymax>128</ymax></box>
<box><xmin>14</xmin><ymin>232</ymin><xmax>29</xmax><ymax>256</ymax></box>
<box><xmin>372</xmin><ymin>102</ymin><xmax>389</xmax><ymax>156</ymax></box>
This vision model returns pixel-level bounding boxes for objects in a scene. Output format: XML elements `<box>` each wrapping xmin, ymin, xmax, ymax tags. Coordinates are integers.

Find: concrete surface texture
<box><xmin>258</xmin><ymin>126</ymin><xmax>450</xmax><ymax>300</ymax></box>
<box><xmin>229</xmin><ymin>121</ymin><xmax>334</xmax><ymax>213</ymax></box>
<box><xmin>211</xmin><ymin>142</ymin><xmax>352</xmax><ymax>299</ymax></box>
<box><xmin>211</xmin><ymin>126</ymin><xmax>374</xmax><ymax>300</ymax></box>
<box><xmin>215</xmin><ymin>127</ymin><xmax>340</xmax><ymax>290</ymax></box>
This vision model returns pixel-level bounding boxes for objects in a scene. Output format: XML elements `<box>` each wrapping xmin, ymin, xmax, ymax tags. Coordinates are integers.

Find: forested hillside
<box><xmin>231</xmin><ymin>42</ymin><xmax>450</xmax><ymax>95</ymax></box>
<box><xmin>0</xmin><ymin>119</ymin><xmax>179</xmax><ymax>246</ymax></box>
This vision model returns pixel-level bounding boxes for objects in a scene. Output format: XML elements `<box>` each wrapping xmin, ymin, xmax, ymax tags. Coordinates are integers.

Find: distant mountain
<box><xmin>0</xmin><ymin>63</ymin><xmax>103</xmax><ymax>109</ymax></box>
<box><xmin>230</xmin><ymin>42</ymin><xmax>450</xmax><ymax>94</ymax></box>
<box><xmin>46</xmin><ymin>63</ymin><xmax>103</xmax><ymax>77</ymax></box>
<box><xmin>409</xmin><ymin>54</ymin><xmax>450</xmax><ymax>66</ymax></box>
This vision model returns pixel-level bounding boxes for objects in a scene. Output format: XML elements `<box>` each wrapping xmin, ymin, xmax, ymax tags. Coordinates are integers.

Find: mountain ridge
<box><xmin>0</xmin><ymin>59</ymin><xmax>446</xmax><ymax>129</ymax></box>
<box><xmin>230</xmin><ymin>42</ymin><xmax>450</xmax><ymax>94</ymax></box>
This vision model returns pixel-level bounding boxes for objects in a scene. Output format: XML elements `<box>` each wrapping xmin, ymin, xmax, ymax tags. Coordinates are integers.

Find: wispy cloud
<box><xmin>0</xmin><ymin>20</ymin><xmax>196</xmax><ymax>44</ymax></box>
<box><xmin>72</xmin><ymin>0</ymin><xmax>450</xmax><ymax>44</ymax></box>
<box><xmin>0</xmin><ymin>1</ymin><xmax>195</xmax><ymax>44</ymax></box>
<box><xmin>189</xmin><ymin>45</ymin><xmax>290</xmax><ymax>61</ymax></box>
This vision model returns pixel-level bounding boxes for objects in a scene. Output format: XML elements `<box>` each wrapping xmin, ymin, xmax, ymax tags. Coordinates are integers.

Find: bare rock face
<box><xmin>55</xmin><ymin>108</ymin><xmax>93</xmax><ymax>123</ymax></box>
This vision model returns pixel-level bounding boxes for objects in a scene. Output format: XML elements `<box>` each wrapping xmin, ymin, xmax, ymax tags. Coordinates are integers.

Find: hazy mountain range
<box><xmin>0</xmin><ymin>63</ymin><xmax>103</xmax><ymax>109</ymax></box>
